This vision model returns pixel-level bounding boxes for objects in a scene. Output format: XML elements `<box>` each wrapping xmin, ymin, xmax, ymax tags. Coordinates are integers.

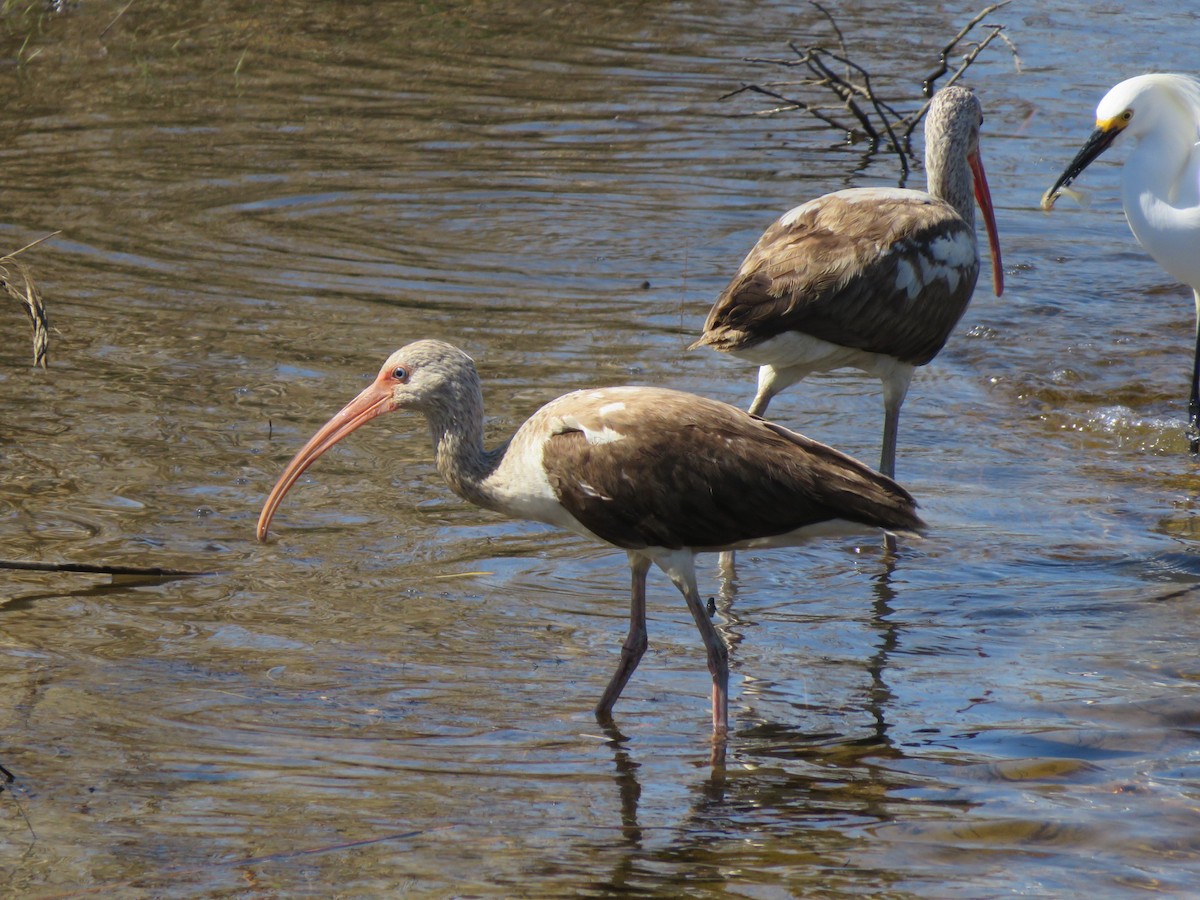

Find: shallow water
<box><xmin>4</xmin><ymin>0</ymin><xmax>1200</xmax><ymax>896</ymax></box>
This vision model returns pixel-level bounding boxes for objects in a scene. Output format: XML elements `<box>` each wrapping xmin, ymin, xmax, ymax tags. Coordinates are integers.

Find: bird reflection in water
<box><xmin>588</xmin><ymin>556</ymin><xmax>911</xmax><ymax>894</ymax></box>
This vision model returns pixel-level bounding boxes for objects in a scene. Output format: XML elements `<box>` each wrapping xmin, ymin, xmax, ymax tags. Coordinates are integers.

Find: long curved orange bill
<box><xmin>969</xmin><ymin>148</ymin><xmax>1003</xmax><ymax>297</ymax></box>
<box><xmin>256</xmin><ymin>377</ymin><xmax>397</xmax><ymax>542</ymax></box>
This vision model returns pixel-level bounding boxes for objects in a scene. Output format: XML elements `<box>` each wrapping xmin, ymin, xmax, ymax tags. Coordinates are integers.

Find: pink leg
<box><xmin>678</xmin><ymin>574</ymin><xmax>729</xmax><ymax>736</ymax></box>
<box><xmin>595</xmin><ymin>554</ymin><xmax>651</xmax><ymax>722</ymax></box>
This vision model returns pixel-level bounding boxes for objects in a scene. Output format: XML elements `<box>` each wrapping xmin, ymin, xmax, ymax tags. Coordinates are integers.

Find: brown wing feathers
<box><xmin>695</xmin><ymin>195</ymin><xmax>979</xmax><ymax>366</ymax></box>
<box><xmin>542</xmin><ymin>392</ymin><xmax>923</xmax><ymax>551</ymax></box>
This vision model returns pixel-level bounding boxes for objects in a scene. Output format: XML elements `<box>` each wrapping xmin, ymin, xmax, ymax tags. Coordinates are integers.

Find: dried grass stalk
<box><xmin>1</xmin><ymin>231</ymin><xmax>59</xmax><ymax>368</ymax></box>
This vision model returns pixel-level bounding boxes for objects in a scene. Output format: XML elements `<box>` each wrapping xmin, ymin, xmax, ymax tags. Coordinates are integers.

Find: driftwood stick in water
<box><xmin>0</xmin><ymin>560</ymin><xmax>211</xmax><ymax>578</ymax></box>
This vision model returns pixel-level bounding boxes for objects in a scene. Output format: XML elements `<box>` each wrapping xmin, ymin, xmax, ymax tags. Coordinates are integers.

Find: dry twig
<box><xmin>1</xmin><ymin>231</ymin><xmax>59</xmax><ymax>368</ymax></box>
<box><xmin>726</xmin><ymin>1</ymin><xmax>1020</xmax><ymax>179</ymax></box>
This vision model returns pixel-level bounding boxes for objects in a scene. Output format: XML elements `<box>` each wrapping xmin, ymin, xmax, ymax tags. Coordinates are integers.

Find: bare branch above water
<box><xmin>726</xmin><ymin>1</ymin><xmax>1020</xmax><ymax>181</ymax></box>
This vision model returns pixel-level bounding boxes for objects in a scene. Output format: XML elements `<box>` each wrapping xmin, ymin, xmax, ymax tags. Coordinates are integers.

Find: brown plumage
<box><xmin>698</xmin><ymin>194</ymin><xmax>975</xmax><ymax>366</ymax></box>
<box><xmin>543</xmin><ymin>389</ymin><xmax>920</xmax><ymax>551</ymax></box>
<box><xmin>257</xmin><ymin>340</ymin><xmax>924</xmax><ymax>737</ymax></box>
<box><xmin>693</xmin><ymin>85</ymin><xmax>1003</xmax><ymax>480</ymax></box>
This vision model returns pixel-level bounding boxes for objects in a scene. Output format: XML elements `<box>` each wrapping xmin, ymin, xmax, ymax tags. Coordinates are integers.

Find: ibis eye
<box><xmin>392</xmin><ymin>366</ymin><xmax>409</xmax><ymax>381</ymax></box>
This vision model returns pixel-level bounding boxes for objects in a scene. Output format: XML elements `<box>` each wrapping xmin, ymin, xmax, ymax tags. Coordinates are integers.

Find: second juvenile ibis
<box><xmin>692</xmin><ymin>85</ymin><xmax>1003</xmax><ymax>480</ymax></box>
<box><xmin>1042</xmin><ymin>73</ymin><xmax>1200</xmax><ymax>453</ymax></box>
<box><xmin>256</xmin><ymin>340</ymin><xmax>924</xmax><ymax>737</ymax></box>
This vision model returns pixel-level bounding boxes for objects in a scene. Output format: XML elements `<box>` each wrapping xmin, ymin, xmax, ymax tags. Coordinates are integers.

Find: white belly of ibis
<box><xmin>713</xmin><ymin>516</ymin><xmax>887</xmax><ymax>551</ymax></box>
<box><xmin>728</xmin><ymin>330</ymin><xmax>897</xmax><ymax>380</ymax></box>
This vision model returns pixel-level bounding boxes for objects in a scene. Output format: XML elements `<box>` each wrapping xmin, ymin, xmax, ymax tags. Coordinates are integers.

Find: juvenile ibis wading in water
<box><xmin>692</xmin><ymin>85</ymin><xmax>1003</xmax><ymax>481</ymax></box>
<box><xmin>1042</xmin><ymin>74</ymin><xmax>1200</xmax><ymax>453</ymax></box>
<box><xmin>256</xmin><ymin>340</ymin><xmax>924</xmax><ymax>737</ymax></box>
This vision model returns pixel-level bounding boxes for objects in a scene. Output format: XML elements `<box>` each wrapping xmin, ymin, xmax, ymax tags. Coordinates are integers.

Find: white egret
<box><xmin>1043</xmin><ymin>73</ymin><xmax>1200</xmax><ymax>452</ymax></box>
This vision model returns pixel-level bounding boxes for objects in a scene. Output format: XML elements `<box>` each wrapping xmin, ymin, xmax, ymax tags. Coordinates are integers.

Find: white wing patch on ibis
<box><xmin>894</xmin><ymin>258</ymin><xmax>922</xmax><ymax>299</ymax></box>
<box><xmin>551</xmin><ymin>403</ymin><xmax>628</xmax><ymax>445</ymax></box>
<box><xmin>896</xmin><ymin>222</ymin><xmax>974</xmax><ymax>300</ymax></box>
<box><xmin>928</xmin><ymin>229</ymin><xmax>976</xmax><ymax>268</ymax></box>
<box><xmin>576</xmin><ymin>480</ymin><xmax>614</xmax><ymax>500</ymax></box>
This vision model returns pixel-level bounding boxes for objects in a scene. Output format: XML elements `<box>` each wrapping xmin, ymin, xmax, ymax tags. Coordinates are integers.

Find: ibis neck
<box><xmin>925</xmin><ymin>141</ymin><xmax>975</xmax><ymax>228</ymax></box>
<box><xmin>423</xmin><ymin>378</ymin><xmax>507</xmax><ymax>512</ymax></box>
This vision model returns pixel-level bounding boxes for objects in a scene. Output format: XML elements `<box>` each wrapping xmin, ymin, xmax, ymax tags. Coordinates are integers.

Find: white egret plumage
<box><xmin>1043</xmin><ymin>73</ymin><xmax>1200</xmax><ymax>452</ymax></box>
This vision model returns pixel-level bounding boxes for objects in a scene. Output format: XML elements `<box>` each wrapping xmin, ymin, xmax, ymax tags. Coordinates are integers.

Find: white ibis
<box><xmin>692</xmin><ymin>85</ymin><xmax>1003</xmax><ymax>481</ymax></box>
<box><xmin>256</xmin><ymin>340</ymin><xmax>924</xmax><ymax>736</ymax></box>
<box><xmin>1042</xmin><ymin>73</ymin><xmax>1200</xmax><ymax>453</ymax></box>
